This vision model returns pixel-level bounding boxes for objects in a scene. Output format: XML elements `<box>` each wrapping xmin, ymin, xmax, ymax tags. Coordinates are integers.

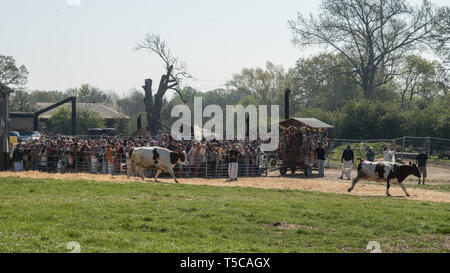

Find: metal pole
<box><xmin>284</xmin><ymin>89</ymin><xmax>290</xmax><ymax>120</ymax></box>
<box><xmin>402</xmin><ymin>136</ymin><xmax>405</xmax><ymax>159</ymax></box>
<box><xmin>71</xmin><ymin>99</ymin><xmax>76</xmax><ymax>135</ymax></box>
<box><xmin>33</xmin><ymin>114</ymin><xmax>39</xmax><ymax>131</ymax></box>
<box><xmin>205</xmin><ymin>157</ymin><xmax>208</xmax><ymax>178</ymax></box>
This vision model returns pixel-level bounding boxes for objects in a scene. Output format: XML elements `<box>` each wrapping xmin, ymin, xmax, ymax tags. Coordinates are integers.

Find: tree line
<box><xmin>1</xmin><ymin>0</ymin><xmax>449</xmax><ymax>139</ymax></box>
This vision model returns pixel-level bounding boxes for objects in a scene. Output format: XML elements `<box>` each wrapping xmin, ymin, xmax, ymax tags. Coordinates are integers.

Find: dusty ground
<box><xmin>1</xmin><ymin>164</ymin><xmax>449</xmax><ymax>203</ymax></box>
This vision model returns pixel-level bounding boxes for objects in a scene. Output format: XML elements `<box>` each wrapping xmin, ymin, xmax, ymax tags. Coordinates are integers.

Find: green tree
<box><xmin>49</xmin><ymin>106</ymin><xmax>104</xmax><ymax>135</ymax></box>
<box><xmin>402</xmin><ymin>94</ymin><xmax>450</xmax><ymax>137</ymax></box>
<box><xmin>48</xmin><ymin>107</ymin><xmax>72</xmax><ymax>134</ymax></box>
<box><xmin>113</xmin><ymin>116</ymin><xmax>131</xmax><ymax>135</ymax></box>
<box><xmin>336</xmin><ymin>100</ymin><xmax>404</xmax><ymax>139</ymax></box>
<box><xmin>229</xmin><ymin>61</ymin><xmax>291</xmax><ymax>106</ymax></box>
<box><xmin>0</xmin><ymin>55</ymin><xmax>28</xmax><ymax>86</ymax></box>
<box><xmin>289</xmin><ymin>0</ymin><xmax>449</xmax><ymax>99</ymax></box>
<box><xmin>398</xmin><ymin>55</ymin><xmax>436</xmax><ymax>109</ymax></box>
<box><xmin>116</xmin><ymin>89</ymin><xmax>146</xmax><ymax>118</ymax></box>
<box><xmin>63</xmin><ymin>84</ymin><xmax>118</xmax><ymax>105</ymax></box>
<box><xmin>10</xmin><ymin>89</ymin><xmax>37</xmax><ymax>112</ymax></box>
<box><xmin>30</xmin><ymin>90</ymin><xmax>67</xmax><ymax>103</ymax></box>
<box><xmin>292</xmin><ymin>53</ymin><xmax>361</xmax><ymax>111</ymax></box>
<box><xmin>72</xmin><ymin>84</ymin><xmax>106</xmax><ymax>103</ymax></box>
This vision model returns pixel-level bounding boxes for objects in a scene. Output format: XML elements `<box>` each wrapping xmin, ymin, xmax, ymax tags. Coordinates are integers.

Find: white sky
<box><xmin>0</xmin><ymin>0</ymin><xmax>447</xmax><ymax>97</ymax></box>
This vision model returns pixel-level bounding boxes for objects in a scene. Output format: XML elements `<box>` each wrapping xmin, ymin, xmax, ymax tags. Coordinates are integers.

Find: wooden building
<box><xmin>0</xmin><ymin>83</ymin><xmax>13</xmax><ymax>171</ymax></box>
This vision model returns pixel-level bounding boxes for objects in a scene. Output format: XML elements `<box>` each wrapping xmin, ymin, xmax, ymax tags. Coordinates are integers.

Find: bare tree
<box><xmin>289</xmin><ymin>0</ymin><xmax>449</xmax><ymax>98</ymax></box>
<box><xmin>135</xmin><ymin>33</ymin><xmax>191</xmax><ymax>133</ymax></box>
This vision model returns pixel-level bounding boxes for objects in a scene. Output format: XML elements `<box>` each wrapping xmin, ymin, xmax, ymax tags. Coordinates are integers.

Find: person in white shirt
<box><xmin>388</xmin><ymin>147</ymin><xmax>395</xmax><ymax>162</ymax></box>
<box><xmin>383</xmin><ymin>146</ymin><xmax>395</xmax><ymax>162</ymax></box>
<box><xmin>383</xmin><ymin>146</ymin><xmax>390</xmax><ymax>161</ymax></box>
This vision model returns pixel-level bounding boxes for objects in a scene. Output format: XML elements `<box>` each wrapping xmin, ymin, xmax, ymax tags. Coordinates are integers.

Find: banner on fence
<box><xmin>9</xmin><ymin>136</ymin><xmax>17</xmax><ymax>144</ymax></box>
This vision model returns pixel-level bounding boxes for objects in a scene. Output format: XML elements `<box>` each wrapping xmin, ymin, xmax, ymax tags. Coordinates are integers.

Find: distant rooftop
<box><xmin>279</xmin><ymin>118</ymin><xmax>333</xmax><ymax>129</ymax></box>
<box><xmin>36</xmin><ymin>102</ymin><xmax>129</xmax><ymax>119</ymax></box>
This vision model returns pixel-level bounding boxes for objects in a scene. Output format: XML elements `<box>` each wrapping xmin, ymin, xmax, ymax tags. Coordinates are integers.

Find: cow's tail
<box><xmin>129</xmin><ymin>148</ymin><xmax>133</xmax><ymax>159</ymax></box>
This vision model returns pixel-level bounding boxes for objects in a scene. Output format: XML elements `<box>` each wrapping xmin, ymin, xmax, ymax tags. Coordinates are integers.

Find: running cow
<box><xmin>127</xmin><ymin>147</ymin><xmax>188</xmax><ymax>183</ymax></box>
<box><xmin>347</xmin><ymin>159</ymin><xmax>421</xmax><ymax>196</ymax></box>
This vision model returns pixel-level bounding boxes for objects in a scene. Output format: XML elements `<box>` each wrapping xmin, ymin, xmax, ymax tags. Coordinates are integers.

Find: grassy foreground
<box><xmin>0</xmin><ymin>177</ymin><xmax>449</xmax><ymax>253</ymax></box>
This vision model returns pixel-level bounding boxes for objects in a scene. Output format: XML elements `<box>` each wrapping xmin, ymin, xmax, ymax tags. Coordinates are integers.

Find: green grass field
<box><xmin>0</xmin><ymin>177</ymin><xmax>449</xmax><ymax>253</ymax></box>
<box><xmin>405</xmin><ymin>181</ymin><xmax>450</xmax><ymax>193</ymax></box>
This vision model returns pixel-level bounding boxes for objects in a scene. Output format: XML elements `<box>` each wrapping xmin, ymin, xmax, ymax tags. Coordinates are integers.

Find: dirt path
<box><xmin>1</xmin><ymin>165</ymin><xmax>449</xmax><ymax>203</ymax></box>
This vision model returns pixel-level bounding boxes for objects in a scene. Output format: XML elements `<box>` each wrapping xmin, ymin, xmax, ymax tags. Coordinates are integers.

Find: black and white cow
<box><xmin>127</xmin><ymin>147</ymin><xmax>188</xmax><ymax>183</ymax></box>
<box><xmin>347</xmin><ymin>159</ymin><xmax>421</xmax><ymax>196</ymax></box>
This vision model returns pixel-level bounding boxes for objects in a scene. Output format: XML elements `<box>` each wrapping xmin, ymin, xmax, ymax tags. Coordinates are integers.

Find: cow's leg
<box><xmin>386</xmin><ymin>179</ymin><xmax>391</xmax><ymax>196</ymax></box>
<box><xmin>154</xmin><ymin>169</ymin><xmax>161</xmax><ymax>182</ymax></box>
<box><xmin>347</xmin><ymin>175</ymin><xmax>362</xmax><ymax>192</ymax></box>
<box><xmin>399</xmin><ymin>182</ymin><xmax>410</xmax><ymax>197</ymax></box>
<box><xmin>167</xmin><ymin>167</ymin><xmax>179</xmax><ymax>184</ymax></box>
<box><xmin>136</xmin><ymin>166</ymin><xmax>146</xmax><ymax>181</ymax></box>
<box><xmin>127</xmin><ymin>161</ymin><xmax>134</xmax><ymax>179</ymax></box>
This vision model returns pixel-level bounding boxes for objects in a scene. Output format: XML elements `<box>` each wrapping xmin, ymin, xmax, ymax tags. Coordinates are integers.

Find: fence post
<box><xmin>205</xmin><ymin>158</ymin><xmax>208</xmax><ymax>178</ymax></box>
<box><xmin>402</xmin><ymin>136</ymin><xmax>406</xmax><ymax>159</ymax></box>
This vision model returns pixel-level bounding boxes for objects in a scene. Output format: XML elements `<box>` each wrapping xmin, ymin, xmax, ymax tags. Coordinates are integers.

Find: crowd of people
<box><xmin>8</xmin><ymin>133</ymin><xmax>267</xmax><ymax>179</ymax></box>
<box><xmin>8</xmin><ymin>132</ymin><xmax>429</xmax><ymax>183</ymax></box>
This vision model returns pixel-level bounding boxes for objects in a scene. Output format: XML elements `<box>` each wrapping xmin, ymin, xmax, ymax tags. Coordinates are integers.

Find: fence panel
<box><xmin>10</xmin><ymin>135</ymin><xmax>449</xmax><ymax>176</ymax></box>
<box><xmin>326</xmin><ymin>136</ymin><xmax>450</xmax><ymax>166</ymax></box>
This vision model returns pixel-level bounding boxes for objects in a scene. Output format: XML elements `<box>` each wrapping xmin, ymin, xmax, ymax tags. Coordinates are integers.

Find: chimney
<box><xmin>285</xmin><ymin>89</ymin><xmax>290</xmax><ymax>120</ymax></box>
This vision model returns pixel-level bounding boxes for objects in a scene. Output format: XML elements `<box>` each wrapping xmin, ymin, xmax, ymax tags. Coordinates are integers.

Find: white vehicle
<box><xmin>31</xmin><ymin>131</ymin><xmax>41</xmax><ymax>140</ymax></box>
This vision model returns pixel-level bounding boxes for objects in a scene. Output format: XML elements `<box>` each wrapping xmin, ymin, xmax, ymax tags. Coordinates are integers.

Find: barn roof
<box><xmin>36</xmin><ymin>102</ymin><xmax>129</xmax><ymax>119</ymax></box>
<box><xmin>279</xmin><ymin>118</ymin><xmax>333</xmax><ymax>130</ymax></box>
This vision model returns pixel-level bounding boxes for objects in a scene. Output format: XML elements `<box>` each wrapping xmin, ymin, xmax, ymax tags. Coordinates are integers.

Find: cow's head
<box><xmin>408</xmin><ymin>162</ymin><xmax>421</xmax><ymax>178</ymax></box>
<box><xmin>170</xmin><ymin>151</ymin><xmax>188</xmax><ymax>166</ymax></box>
<box><xmin>178</xmin><ymin>151</ymin><xmax>188</xmax><ymax>166</ymax></box>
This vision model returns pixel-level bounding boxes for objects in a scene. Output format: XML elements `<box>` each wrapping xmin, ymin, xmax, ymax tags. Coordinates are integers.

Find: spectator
<box><xmin>12</xmin><ymin>144</ymin><xmax>24</xmax><ymax>172</ymax></box>
<box><xmin>90</xmin><ymin>145</ymin><xmax>98</xmax><ymax>173</ymax></box>
<box><xmin>366</xmin><ymin>147</ymin><xmax>375</xmax><ymax>162</ymax></box>
<box><xmin>56</xmin><ymin>154</ymin><xmax>63</xmax><ymax>174</ymax></box>
<box><xmin>315</xmin><ymin>142</ymin><xmax>326</xmax><ymax>177</ymax></box>
<box><xmin>243</xmin><ymin>147</ymin><xmax>250</xmax><ymax>177</ymax></box>
<box><xmin>383</xmin><ymin>146</ymin><xmax>389</xmax><ymax>161</ymax></box>
<box><xmin>388</xmin><ymin>147</ymin><xmax>396</xmax><ymax>162</ymax></box>
<box><xmin>416</xmin><ymin>148</ymin><xmax>428</xmax><ymax>185</ymax></box>
<box><xmin>8</xmin><ymin>133</ymin><xmax>274</xmax><ymax>178</ymax></box>
<box><xmin>227</xmin><ymin>144</ymin><xmax>240</xmax><ymax>181</ymax></box>
<box><xmin>105</xmin><ymin>145</ymin><xmax>114</xmax><ymax>175</ymax></box>
<box><xmin>39</xmin><ymin>146</ymin><xmax>48</xmax><ymax>171</ymax></box>
<box><xmin>383</xmin><ymin>146</ymin><xmax>395</xmax><ymax>162</ymax></box>
<box><xmin>255</xmin><ymin>146</ymin><xmax>264</xmax><ymax>176</ymax></box>
<box><xmin>208</xmin><ymin>145</ymin><xmax>218</xmax><ymax>178</ymax></box>
<box><xmin>339</xmin><ymin>144</ymin><xmax>354</xmax><ymax>180</ymax></box>
<box><xmin>198</xmin><ymin>143</ymin><xmax>206</xmax><ymax>176</ymax></box>
<box><xmin>125</xmin><ymin>141</ymin><xmax>133</xmax><ymax>170</ymax></box>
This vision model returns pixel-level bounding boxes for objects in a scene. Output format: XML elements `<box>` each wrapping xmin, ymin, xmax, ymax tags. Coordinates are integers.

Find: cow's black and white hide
<box><xmin>347</xmin><ymin>159</ymin><xmax>421</xmax><ymax>196</ymax></box>
<box><xmin>127</xmin><ymin>147</ymin><xmax>188</xmax><ymax>183</ymax></box>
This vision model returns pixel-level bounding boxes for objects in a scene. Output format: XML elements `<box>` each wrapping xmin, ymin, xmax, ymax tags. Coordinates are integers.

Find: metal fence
<box><xmin>8</xmin><ymin>135</ymin><xmax>449</xmax><ymax>176</ymax></box>
<box><xmin>11</xmin><ymin>148</ymin><xmax>268</xmax><ymax>178</ymax></box>
<box><xmin>326</xmin><ymin>136</ymin><xmax>450</xmax><ymax>166</ymax></box>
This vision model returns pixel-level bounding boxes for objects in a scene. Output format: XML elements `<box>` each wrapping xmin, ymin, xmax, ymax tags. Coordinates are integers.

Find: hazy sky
<box><xmin>0</xmin><ymin>0</ymin><xmax>447</xmax><ymax>97</ymax></box>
